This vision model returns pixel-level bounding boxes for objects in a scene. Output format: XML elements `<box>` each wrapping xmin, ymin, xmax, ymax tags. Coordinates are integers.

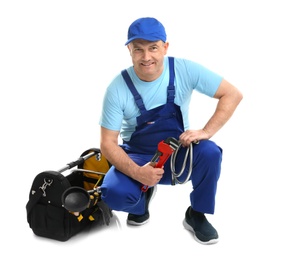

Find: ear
<box><xmin>127</xmin><ymin>44</ymin><xmax>133</xmax><ymax>56</ymax></box>
<box><xmin>163</xmin><ymin>42</ymin><xmax>169</xmax><ymax>54</ymax></box>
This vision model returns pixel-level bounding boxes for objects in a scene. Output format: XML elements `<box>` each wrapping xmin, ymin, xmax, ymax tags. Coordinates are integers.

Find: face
<box><xmin>127</xmin><ymin>40</ymin><xmax>169</xmax><ymax>82</ymax></box>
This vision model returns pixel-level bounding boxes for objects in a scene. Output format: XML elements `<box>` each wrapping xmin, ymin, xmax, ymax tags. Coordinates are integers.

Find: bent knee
<box><xmin>101</xmin><ymin>182</ymin><xmax>142</xmax><ymax>211</ymax></box>
<box><xmin>197</xmin><ymin>140</ymin><xmax>222</xmax><ymax>160</ymax></box>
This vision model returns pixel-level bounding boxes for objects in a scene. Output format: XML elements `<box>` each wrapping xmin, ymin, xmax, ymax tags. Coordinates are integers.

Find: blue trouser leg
<box><xmin>160</xmin><ymin>140</ymin><xmax>222</xmax><ymax>214</ymax></box>
<box><xmin>189</xmin><ymin>140</ymin><xmax>222</xmax><ymax>214</ymax></box>
<box><xmin>101</xmin><ymin>140</ymin><xmax>222</xmax><ymax>215</ymax></box>
<box><xmin>101</xmin><ymin>154</ymin><xmax>152</xmax><ymax>215</ymax></box>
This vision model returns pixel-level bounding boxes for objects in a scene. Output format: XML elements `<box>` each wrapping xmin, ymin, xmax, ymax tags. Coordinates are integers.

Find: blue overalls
<box><xmin>101</xmin><ymin>57</ymin><xmax>222</xmax><ymax>215</ymax></box>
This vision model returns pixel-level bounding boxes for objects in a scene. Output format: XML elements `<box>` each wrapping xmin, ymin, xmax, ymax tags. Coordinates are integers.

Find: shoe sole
<box><xmin>127</xmin><ymin>218</ymin><xmax>149</xmax><ymax>226</ymax></box>
<box><xmin>127</xmin><ymin>186</ymin><xmax>157</xmax><ymax>226</ymax></box>
<box><xmin>183</xmin><ymin>219</ymin><xmax>219</xmax><ymax>245</ymax></box>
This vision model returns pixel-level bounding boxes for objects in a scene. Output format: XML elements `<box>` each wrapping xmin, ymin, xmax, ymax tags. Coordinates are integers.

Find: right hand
<box><xmin>136</xmin><ymin>162</ymin><xmax>164</xmax><ymax>186</ymax></box>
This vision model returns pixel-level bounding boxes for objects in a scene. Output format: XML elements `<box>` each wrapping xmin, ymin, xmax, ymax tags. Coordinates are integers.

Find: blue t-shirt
<box><xmin>99</xmin><ymin>57</ymin><xmax>223</xmax><ymax>141</ymax></box>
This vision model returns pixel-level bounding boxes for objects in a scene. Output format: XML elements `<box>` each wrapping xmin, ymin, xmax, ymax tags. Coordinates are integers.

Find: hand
<box><xmin>136</xmin><ymin>161</ymin><xmax>164</xmax><ymax>186</ymax></box>
<box><xmin>179</xmin><ymin>129</ymin><xmax>209</xmax><ymax>147</ymax></box>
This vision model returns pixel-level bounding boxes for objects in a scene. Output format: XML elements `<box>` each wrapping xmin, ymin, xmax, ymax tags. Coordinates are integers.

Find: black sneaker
<box><xmin>183</xmin><ymin>206</ymin><xmax>219</xmax><ymax>245</ymax></box>
<box><xmin>127</xmin><ymin>186</ymin><xmax>157</xmax><ymax>226</ymax></box>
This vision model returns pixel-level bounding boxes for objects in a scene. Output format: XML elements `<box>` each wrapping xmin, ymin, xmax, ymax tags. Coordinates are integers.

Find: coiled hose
<box><xmin>170</xmin><ymin>142</ymin><xmax>197</xmax><ymax>185</ymax></box>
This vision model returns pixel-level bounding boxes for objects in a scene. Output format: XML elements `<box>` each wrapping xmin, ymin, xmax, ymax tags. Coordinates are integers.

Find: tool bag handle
<box><xmin>57</xmin><ymin>150</ymin><xmax>98</xmax><ymax>173</ymax></box>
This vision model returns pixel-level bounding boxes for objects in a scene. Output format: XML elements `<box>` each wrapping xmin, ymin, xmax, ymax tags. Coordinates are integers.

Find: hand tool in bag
<box><xmin>141</xmin><ymin>137</ymin><xmax>179</xmax><ymax>192</ymax></box>
<box><xmin>60</xmin><ymin>151</ymin><xmax>112</xmax><ymax>224</ymax></box>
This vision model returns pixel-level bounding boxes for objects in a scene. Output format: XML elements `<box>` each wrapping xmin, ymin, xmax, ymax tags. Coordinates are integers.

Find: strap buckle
<box><xmin>39</xmin><ymin>178</ymin><xmax>53</xmax><ymax>197</ymax></box>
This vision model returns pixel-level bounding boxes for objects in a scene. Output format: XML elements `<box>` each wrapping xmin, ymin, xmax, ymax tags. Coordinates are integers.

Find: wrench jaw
<box><xmin>150</xmin><ymin>151</ymin><xmax>162</xmax><ymax>163</ymax></box>
<box><xmin>164</xmin><ymin>137</ymin><xmax>180</xmax><ymax>151</ymax></box>
<box><xmin>152</xmin><ymin>137</ymin><xmax>179</xmax><ymax>166</ymax></box>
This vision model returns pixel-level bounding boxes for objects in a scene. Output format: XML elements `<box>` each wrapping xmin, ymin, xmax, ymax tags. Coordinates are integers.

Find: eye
<box><xmin>150</xmin><ymin>46</ymin><xmax>158</xmax><ymax>52</ymax></box>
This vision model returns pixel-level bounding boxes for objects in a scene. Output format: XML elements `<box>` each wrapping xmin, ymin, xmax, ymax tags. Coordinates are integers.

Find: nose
<box><xmin>142</xmin><ymin>49</ymin><xmax>151</xmax><ymax>61</ymax></box>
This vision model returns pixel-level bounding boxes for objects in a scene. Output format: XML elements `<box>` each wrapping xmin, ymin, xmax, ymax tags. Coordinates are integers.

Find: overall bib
<box><xmin>101</xmin><ymin>57</ymin><xmax>222</xmax><ymax>215</ymax></box>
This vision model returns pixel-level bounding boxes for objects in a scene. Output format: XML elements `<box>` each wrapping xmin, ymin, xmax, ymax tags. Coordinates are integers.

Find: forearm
<box><xmin>100</xmin><ymin>141</ymin><xmax>140</xmax><ymax>179</ymax></box>
<box><xmin>203</xmin><ymin>90</ymin><xmax>243</xmax><ymax>138</ymax></box>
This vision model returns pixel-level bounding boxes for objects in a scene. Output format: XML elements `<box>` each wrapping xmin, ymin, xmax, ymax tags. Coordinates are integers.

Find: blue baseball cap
<box><xmin>125</xmin><ymin>17</ymin><xmax>167</xmax><ymax>45</ymax></box>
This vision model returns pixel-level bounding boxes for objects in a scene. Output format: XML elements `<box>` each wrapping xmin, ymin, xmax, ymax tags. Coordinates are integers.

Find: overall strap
<box><xmin>121</xmin><ymin>69</ymin><xmax>146</xmax><ymax>113</ymax></box>
<box><xmin>167</xmin><ymin>56</ymin><xmax>175</xmax><ymax>103</ymax></box>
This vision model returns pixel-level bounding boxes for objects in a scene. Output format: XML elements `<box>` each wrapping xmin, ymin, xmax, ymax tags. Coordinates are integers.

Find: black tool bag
<box><xmin>26</xmin><ymin>148</ymin><xmax>112</xmax><ymax>242</ymax></box>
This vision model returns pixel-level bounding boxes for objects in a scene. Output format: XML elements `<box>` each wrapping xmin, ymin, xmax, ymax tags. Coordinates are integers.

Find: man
<box><xmin>99</xmin><ymin>17</ymin><xmax>243</xmax><ymax>245</ymax></box>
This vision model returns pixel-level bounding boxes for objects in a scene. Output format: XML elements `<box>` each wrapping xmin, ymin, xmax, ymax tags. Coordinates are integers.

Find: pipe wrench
<box><xmin>141</xmin><ymin>137</ymin><xmax>179</xmax><ymax>192</ymax></box>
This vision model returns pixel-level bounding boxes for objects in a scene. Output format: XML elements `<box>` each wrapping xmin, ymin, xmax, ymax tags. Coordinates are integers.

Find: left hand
<box><xmin>179</xmin><ymin>129</ymin><xmax>209</xmax><ymax>147</ymax></box>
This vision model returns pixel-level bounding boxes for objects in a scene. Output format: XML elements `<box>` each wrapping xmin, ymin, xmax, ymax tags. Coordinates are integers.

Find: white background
<box><xmin>1</xmin><ymin>0</ymin><xmax>297</xmax><ymax>259</ymax></box>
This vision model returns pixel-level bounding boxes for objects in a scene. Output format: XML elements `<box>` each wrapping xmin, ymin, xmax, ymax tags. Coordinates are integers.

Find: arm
<box><xmin>100</xmin><ymin>126</ymin><xmax>164</xmax><ymax>186</ymax></box>
<box><xmin>179</xmin><ymin>78</ymin><xmax>243</xmax><ymax>145</ymax></box>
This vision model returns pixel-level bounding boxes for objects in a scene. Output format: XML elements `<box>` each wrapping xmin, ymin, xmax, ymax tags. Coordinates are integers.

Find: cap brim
<box><xmin>125</xmin><ymin>35</ymin><xmax>165</xmax><ymax>45</ymax></box>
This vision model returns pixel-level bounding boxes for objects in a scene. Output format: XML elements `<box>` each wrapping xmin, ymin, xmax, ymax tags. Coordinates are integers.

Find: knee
<box><xmin>100</xmin><ymin>174</ymin><xmax>123</xmax><ymax>206</ymax></box>
<box><xmin>191</xmin><ymin>140</ymin><xmax>222</xmax><ymax>183</ymax></box>
<box><xmin>101</xmin><ymin>184</ymin><xmax>127</xmax><ymax>210</ymax></box>
<box><xmin>196</xmin><ymin>140</ymin><xmax>222</xmax><ymax>162</ymax></box>
<box><xmin>100</xmin><ymin>177</ymin><xmax>142</xmax><ymax>211</ymax></box>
